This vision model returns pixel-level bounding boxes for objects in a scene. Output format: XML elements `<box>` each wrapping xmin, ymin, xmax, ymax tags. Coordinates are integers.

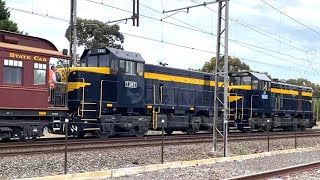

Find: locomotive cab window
<box><xmin>260</xmin><ymin>81</ymin><xmax>270</xmax><ymax>91</ymax></box>
<box><xmin>122</xmin><ymin>60</ymin><xmax>144</xmax><ymax>76</ymax></box>
<box><xmin>34</xmin><ymin>63</ymin><xmax>47</xmax><ymax>85</ymax></box>
<box><xmin>241</xmin><ymin>76</ymin><xmax>251</xmax><ymax>85</ymax></box>
<box><xmin>88</xmin><ymin>56</ymin><xmax>98</xmax><ymax>67</ymax></box>
<box><xmin>81</xmin><ymin>54</ymin><xmax>110</xmax><ymax>67</ymax></box>
<box><xmin>231</xmin><ymin>76</ymin><xmax>241</xmax><ymax>85</ymax></box>
<box><xmin>252</xmin><ymin>80</ymin><xmax>259</xmax><ymax>90</ymax></box>
<box><xmin>3</xmin><ymin>59</ymin><xmax>23</xmax><ymax>85</ymax></box>
<box><xmin>99</xmin><ymin>54</ymin><xmax>110</xmax><ymax>67</ymax></box>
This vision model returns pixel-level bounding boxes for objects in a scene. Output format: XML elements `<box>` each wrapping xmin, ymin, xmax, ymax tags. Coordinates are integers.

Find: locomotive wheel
<box><xmin>76</xmin><ymin>132</ymin><xmax>86</xmax><ymax>138</ymax></box>
<box><xmin>95</xmin><ymin>122</ymin><xmax>115</xmax><ymax>138</ymax></box>
<box><xmin>165</xmin><ymin>129</ymin><xmax>174</xmax><ymax>135</ymax></box>
<box><xmin>186</xmin><ymin>122</ymin><xmax>200</xmax><ymax>135</ymax></box>
<box><xmin>131</xmin><ymin>120</ymin><xmax>150</xmax><ymax>137</ymax></box>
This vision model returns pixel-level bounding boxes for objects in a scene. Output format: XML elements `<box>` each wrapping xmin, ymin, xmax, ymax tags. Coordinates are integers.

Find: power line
<box><xmin>260</xmin><ymin>0</ymin><xmax>320</xmax><ymax>38</ymax></box>
<box><xmin>9</xmin><ymin>3</ymin><xmax>318</xmax><ymax>68</ymax></box>
<box><xmin>124</xmin><ymin>32</ymin><xmax>320</xmax><ymax>77</ymax></box>
<box><xmin>123</xmin><ymin>32</ymin><xmax>215</xmax><ymax>54</ymax></box>
<box><xmin>136</xmin><ymin>1</ymin><xmax>320</xmax><ymax>67</ymax></box>
<box><xmin>9</xmin><ymin>7</ymin><xmax>69</xmax><ymax>22</ymax></box>
<box><xmin>8</xmin><ymin>3</ymin><xmax>320</xmax><ymax>76</ymax></box>
<box><xmin>189</xmin><ymin>0</ymin><xmax>319</xmax><ymax>55</ymax></box>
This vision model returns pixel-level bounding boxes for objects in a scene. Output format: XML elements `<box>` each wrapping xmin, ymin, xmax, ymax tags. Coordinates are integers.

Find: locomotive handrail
<box><xmin>153</xmin><ymin>85</ymin><xmax>156</xmax><ymax>104</ymax></box>
<box><xmin>159</xmin><ymin>85</ymin><xmax>163</xmax><ymax>105</ymax></box>
<box><xmin>99</xmin><ymin>80</ymin><xmax>107</xmax><ymax>118</ymax></box>
<box><xmin>228</xmin><ymin>92</ymin><xmax>245</xmax><ymax>120</ymax></box>
<box><xmin>250</xmin><ymin>95</ymin><xmax>259</xmax><ymax>119</ymax></box>
<box><xmin>75</xmin><ymin>78</ymin><xmax>86</xmax><ymax>117</ymax></box>
<box><xmin>241</xmin><ymin>95</ymin><xmax>244</xmax><ymax>120</ymax></box>
<box><xmin>228</xmin><ymin>93</ymin><xmax>238</xmax><ymax>120</ymax></box>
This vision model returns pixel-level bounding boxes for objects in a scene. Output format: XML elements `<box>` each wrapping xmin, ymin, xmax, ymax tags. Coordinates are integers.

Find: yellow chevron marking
<box><xmin>67</xmin><ymin>82</ymin><xmax>91</xmax><ymax>92</ymax></box>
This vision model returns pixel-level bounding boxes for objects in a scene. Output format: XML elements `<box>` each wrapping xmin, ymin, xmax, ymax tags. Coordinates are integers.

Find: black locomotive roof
<box><xmin>272</xmin><ymin>81</ymin><xmax>313</xmax><ymax>91</ymax></box>
<box><xmin>80</xmin><ymin>47</ymin><xmax>145</xmax><ymax>62</ymax></box>
<box><xmin>144</xmin><ymin>63</ymin><xmax>223</xmax><ymax>81</ymax></box>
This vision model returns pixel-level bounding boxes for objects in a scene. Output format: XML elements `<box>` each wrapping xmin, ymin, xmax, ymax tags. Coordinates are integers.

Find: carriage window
<box><xmin>3</xmin><ymin>59</ymin><xmax>23</xmax><ymax>85</ymax></box>
<box><xmin>137</xmin><ymin>63</ymin><xmax>144</xmax><ymax>76</ymax></box>
<box><xmin>242</xmin><ymin>76</ymin><xmax>251</xmax><ymax>85</ymax></box>
<box><xmin>119</xmin><ymin>60</ymin><xmax>125</xmax><ymax>72</ymax></box>
<box><xmin>99</xmin><ymin>54</ymin><xmax>109</xmax><ymax>67</ymax></box>
<box><xmin>88</xmin><ymin>56</ymin><xmax>98</xmax><ymax>67</ymax></box>
<box><xmin>252</xmin><ymin>80</ymin><xmax>259</xmax><ymax>90</ymax></box>
<box><xmin>34</xmin><ymin>63</ymin><xmax>47</xmax><ymax>85</ymax></box>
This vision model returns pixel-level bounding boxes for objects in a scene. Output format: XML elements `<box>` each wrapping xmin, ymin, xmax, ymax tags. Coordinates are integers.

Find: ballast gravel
<box><xmin>1</xmin><ymin>136</ymin><xmax>320</xmax><ymax>179</ymax></box>
<box><xmin>109</xmin><ymin>150</ymin><xmax>320</xmax><ymax>180</ymax></box>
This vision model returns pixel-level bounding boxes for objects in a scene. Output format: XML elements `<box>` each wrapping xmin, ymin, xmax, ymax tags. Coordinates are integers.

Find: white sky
<box><xmin>5</xmin><ymin>0</ymin><xmax>320</xmax><ymax>83</ymax></box>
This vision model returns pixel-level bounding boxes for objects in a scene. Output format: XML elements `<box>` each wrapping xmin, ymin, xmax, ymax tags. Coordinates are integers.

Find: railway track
<box><xmin>0</xmin><ymin>131</ymin><xmax>320</xmax><ymax>157</ymax></box>
<box><xmin>0</xmin><ymin>129</ymin><xmax>318</xmax><ymax>149</ymax></box>
<box><xmin>226</xmin><ymin>161</ymin><xmax>320</xmax><ymax>180</ymax></box>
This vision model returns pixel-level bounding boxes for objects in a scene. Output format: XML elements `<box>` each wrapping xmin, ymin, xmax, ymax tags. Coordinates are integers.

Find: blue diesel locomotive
<box><xmin>53</xmin><ymin>47</ymin><xmax>316</xmax><ymax>137</ymax></box>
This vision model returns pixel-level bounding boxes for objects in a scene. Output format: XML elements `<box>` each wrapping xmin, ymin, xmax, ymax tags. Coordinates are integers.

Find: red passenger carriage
<box><xmin>0</xmin><ymin>30</ymin><xmax>69</xmax><ymax>140</ymax></box>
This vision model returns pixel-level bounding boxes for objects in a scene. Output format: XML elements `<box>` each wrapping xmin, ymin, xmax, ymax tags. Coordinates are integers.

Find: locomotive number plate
<box><xmin>125</xmin><ymin>81</ymin><xmax>138</xmax><ymax>88</ymax></box>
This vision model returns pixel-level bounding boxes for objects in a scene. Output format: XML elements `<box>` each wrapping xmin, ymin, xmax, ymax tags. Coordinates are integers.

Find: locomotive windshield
<box><xmin>80</xmin><ymin>54</ymin><xmax>110</xmax><ymax>67</ymax></box>
<box><xmin>230</xmin><ymin>76</ymin><xmax>251</xmax><ymax>85</ymax></box>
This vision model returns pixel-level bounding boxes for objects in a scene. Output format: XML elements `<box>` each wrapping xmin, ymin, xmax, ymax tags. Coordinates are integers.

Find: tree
<box><xmin>200</xmin><ymin>56</ymin><xmax>250</xmax><ymax>73</ymax></box>
<box><xmin>0</xmin><ymin>0</ymin><xmax>19</xmax><ymax>33</ymax></box>
<box><xmin>65</xmin><ymin>18</ymin><xmax>125</xmax><ymax>49</ymax></box>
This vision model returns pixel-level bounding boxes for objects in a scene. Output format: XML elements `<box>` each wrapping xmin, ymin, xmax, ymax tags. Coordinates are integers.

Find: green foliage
<box><xmin>65</xmin><ymin>18</ymin><xmax>125</xmax><ymax>49</ymax></box>
<box><xmin>0</xmin><ymin>0</ymin><xmax>19</xmax><ymax>33</ymax></box>
<box><xmin>314</xmin><ymin>99</ymin><xmax>320</xmax><ymax>121</ymax></box>
<box><xmin>200</xmin><ymin>56</ymin><xmax>250</xmax><ymax>73</ymax></box>
<box><xmin>34</xmin><ymin>70</ymin><xmax>46</xmax><ymax>85</ymax></box>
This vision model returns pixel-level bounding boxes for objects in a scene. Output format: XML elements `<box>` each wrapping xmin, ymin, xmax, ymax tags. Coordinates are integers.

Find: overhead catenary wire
<box><xmin>8</xmin><ymin>3</ymin><xmax>318</xmax><ymax>69</ymax></box>
<box><xmin>190</xmin><ymin>0</ymin><xmax>319</xmax><ymax>53</ymax></box>
<box><xmin>128</xmin><ymin>0</ymin><xmax>320</xmax><ymax>67</ymax></box>
<box><xmin>259</xmin><ymin>0</ymin><xmax>320</xmax><ymax>38</ymax></box>
<box><xmin>7</xmin><ymin>2</ymin><xmax>320</xmax><ymax>78</ymax></box>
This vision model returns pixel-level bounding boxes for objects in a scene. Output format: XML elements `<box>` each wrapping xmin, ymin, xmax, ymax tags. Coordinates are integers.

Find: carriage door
<box><xmin>203</xmin><ymin>75</ymin><xmax>211</xmax><ymax>107</ymax></box>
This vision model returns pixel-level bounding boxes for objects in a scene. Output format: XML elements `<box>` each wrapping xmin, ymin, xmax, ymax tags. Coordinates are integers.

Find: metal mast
<box><xmin>163</xmin><ymin>0</ymin><xmax>230</xmax><ymax>156</ymax></box>
<box><xmin>214</xmin><ymin>0</ymin><xmax>229</xmax><ymax>157</ymax></box>
<box><xmin>70</xmin><ymin>0</ymin><xmax>77</xmax><ymax>67</ymax></box>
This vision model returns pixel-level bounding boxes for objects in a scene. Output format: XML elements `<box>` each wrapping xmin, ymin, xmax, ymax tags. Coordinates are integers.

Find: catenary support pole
<box><xmin>161</xmin><ymin>0</ymin><xmax>230</xmax><ymax>155</ymax></box>
<box><xmin>222</xmin><ymin>0</ymin><xmax>229</xmax><ymax>157</ymax></box>
<box><xmin>213</xmin><ymin>1</ymin><xmax>223</xmax><ymax>153</ymax></box>
<box><xmin>72</xmin><ymin>0</ymin><xmax>77</xmax><ymax>67</ymax></box>
<box><xmin>69</xmin><ymin>0</ymin><xmax>74</xmax><ymax>59</ymax></box>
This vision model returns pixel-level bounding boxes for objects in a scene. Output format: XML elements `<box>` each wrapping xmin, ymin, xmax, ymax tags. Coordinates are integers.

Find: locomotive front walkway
<box><xmin>16</xmin><ymin>145</ymin><xmax>320</xmax><ymax>180</ymax></box>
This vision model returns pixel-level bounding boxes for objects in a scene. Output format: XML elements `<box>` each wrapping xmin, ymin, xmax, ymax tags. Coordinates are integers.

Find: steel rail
<box><xmin>225</xmin><ymin>161</ymin><xmax>320</xmax><ymax>180</ymax></box>
<box><xmin>1</xmin><ymin>133</ymin><xmax>320</xmax><ymax>157</ymax></box>
<box><xmin>0</xmin><ymin>130</ymin><xmax>319</xmax><ymax>150</ymax></box>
